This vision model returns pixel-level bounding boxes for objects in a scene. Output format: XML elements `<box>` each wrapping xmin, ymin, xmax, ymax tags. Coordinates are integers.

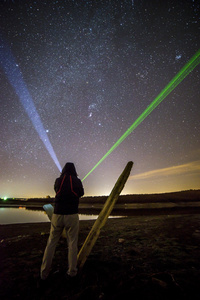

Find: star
<box><xmin>0</xmin><ymin>0</ymin><xmax>199</xmax><ymax>197</ymax></box>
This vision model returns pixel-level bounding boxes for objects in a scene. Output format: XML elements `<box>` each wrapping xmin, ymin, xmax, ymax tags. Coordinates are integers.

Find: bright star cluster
<box><xmin>0</xmin><ymin>0</ymin><xmax>200</xmax><ymax>197</ymax></box>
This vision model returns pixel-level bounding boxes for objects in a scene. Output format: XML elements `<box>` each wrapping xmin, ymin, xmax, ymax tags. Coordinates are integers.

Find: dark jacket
<box><xmin>54</xmin><ymin>174</ymin><xmax>84</xmax><ymax>215</ymax></box>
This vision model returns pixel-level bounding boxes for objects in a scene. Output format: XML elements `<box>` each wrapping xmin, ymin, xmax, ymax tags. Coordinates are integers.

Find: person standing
<box><xmin>40</xmin><ymin>162</ymin><xmax>84</xmax><ymax>281</ymax></box>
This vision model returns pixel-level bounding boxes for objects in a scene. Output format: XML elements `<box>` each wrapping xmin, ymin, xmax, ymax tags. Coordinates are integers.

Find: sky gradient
<box><xmin>0</xmin><ymin>0</ymin><xmax>200</xmax><ymax>198</ymax></box>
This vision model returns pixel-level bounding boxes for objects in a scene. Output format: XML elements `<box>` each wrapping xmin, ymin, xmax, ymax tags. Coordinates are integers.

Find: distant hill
<box><xmin>1</xmin><ymin>190</ymin><xmax>199</xmax><ymax>206</ymax></box>
<box><xmin>80</xmin><ymin>190</ymin><xmax>200</xmax><ymax>204</ymax></box>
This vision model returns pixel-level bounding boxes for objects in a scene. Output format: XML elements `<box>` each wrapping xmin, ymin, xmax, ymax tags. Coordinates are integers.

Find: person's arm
<box><xmin>54</xmin><ymin>177</ymin><xmax>61</xmax><ymax>193</ymax></box>
<box><xmin>78</xmin><ymin>180</ymin><xmax>84</xmax><ymax>197</ymax></box>
<box><xmin>71</xmin><ymin>177</ymin><xmax>84</xmax><ymax>197</ymax></box>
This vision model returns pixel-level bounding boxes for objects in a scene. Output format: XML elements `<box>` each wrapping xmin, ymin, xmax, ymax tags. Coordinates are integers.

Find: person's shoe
<box><xmin>65</xmin><ymin>273</ymin><xmax>79</xmax><ymax>286</ymax></box>
<box><xmin>37</xmin><ymin>277</ymin><xmax>49</xmax><ymax>290</ymax></box>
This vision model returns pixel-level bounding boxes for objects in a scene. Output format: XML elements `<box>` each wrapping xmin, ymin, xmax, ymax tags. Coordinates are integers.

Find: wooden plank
<box><xmin>77</xmin><ymin>161</ymin><xmax>133</xmax><ymax>269</ymax></box>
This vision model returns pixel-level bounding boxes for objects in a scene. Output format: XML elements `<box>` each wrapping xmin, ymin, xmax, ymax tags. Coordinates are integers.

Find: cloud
<box><xmin>129</xmin><ymin>160</ymin><xmax>200</xmax><ymax>180</ymax></box>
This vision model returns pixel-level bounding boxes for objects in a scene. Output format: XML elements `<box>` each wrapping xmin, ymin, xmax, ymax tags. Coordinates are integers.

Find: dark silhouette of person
<box><xmin>40</xmin><ymin>162</ymin><xmax>84</xmax><ymax>281</ymax></box>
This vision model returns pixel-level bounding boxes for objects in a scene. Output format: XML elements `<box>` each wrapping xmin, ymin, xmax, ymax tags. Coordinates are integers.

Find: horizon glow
<box><xmin>0</xmin><ymin>36</ymin><xmax>62</xmax><ymax>172</ymax></box>
<box><xmin>82</xmin><ymin>49</ymin><xmax>200</xmax><ymax>181</ymax></box>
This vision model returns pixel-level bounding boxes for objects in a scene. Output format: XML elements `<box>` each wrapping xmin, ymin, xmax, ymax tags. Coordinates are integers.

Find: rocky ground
<box><xmin>1</xmin><ymin>214</ymin><xmax>200</xmax><ymax>299</ymax></box>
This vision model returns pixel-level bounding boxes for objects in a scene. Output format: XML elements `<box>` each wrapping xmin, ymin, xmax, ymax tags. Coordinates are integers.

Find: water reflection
<box><xmin>0</xmin><ymin>207</ymin><xmax>119</xmax><ymax>224</ymax></box>
<box><xmin>0</xmin><ymin>207</ymin><xmax>49</xmax><ymax>224</ymax></box>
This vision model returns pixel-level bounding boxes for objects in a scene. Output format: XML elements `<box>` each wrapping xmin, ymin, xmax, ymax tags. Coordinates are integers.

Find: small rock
<box><xmin>152</xmin><ymin>277</ymin><xmax>168</xmax><ymax>288</ymax></box>
<box><xmin>41</xmin><ymin>232</ymin><xmax>47</xmax><ymax>235</ymax></box>
<box><xmin>99</xmin><ymin>292</ymin><xmax>105</xmax><ymax>299</ymax></box>
<box><xmin>118</xmin><ymin>238</ymin><xmax>125</xmax><ymax>243</ymax></box>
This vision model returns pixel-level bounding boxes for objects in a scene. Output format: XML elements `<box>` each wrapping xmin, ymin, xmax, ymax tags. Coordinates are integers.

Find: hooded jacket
<box><xmin>54</xmin><ymin>164</ymin><xmax>84</xmax><ymax>215</ymax></box>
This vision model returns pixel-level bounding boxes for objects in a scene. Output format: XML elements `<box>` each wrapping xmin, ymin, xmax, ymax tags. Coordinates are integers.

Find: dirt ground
<box><xmin>1</xmin><ymin>213</ymin><xmax>200</xmax><ymax>299</ymax></box>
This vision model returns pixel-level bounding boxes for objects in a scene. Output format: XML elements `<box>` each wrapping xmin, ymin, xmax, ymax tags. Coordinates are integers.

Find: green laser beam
<box><xmin>82</xmin><ymin>49</ymin><xmax>200</xmax><ymax>181</ymax></box>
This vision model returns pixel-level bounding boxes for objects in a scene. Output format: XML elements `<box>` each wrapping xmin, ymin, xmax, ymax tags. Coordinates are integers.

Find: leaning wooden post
<box><xmin>77</xmin><ymin>161</ymin><xmax>133</xmax><ymax>270</ymax></box>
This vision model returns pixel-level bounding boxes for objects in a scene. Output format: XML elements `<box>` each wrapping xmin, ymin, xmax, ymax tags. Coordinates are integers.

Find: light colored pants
<box><xmin>40</xmin><ymin>213</ymin><xmax>79</xmax><ymax>279</ymax></box>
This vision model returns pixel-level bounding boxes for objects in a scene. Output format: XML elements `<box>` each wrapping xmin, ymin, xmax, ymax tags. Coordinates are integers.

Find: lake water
<box><xmin>0</xmin><ymin>207</ymin><xmax>101</xmax><ymax>224</ymax></box>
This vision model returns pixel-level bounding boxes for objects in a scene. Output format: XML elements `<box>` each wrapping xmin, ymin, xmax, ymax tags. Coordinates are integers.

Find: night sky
<box><xmin>0</xmin><ymin>0</ymin><xmax>199</xmax><ymax>198</ymax></box>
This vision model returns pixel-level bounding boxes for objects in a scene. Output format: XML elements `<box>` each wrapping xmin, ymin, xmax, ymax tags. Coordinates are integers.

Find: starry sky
<box><xmin>0</xmin><ymin>0</ymin><xmax>200</xmax><ymax>198</ymax></box>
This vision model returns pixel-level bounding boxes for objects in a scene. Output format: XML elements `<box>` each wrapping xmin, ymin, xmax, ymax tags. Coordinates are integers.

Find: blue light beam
<box><xmin>0</xmin><ymin>36</ymin><xmax>62</xmax><ymax>172</ymax></box>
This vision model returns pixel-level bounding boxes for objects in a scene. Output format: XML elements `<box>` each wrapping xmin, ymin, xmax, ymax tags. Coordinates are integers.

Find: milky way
<box><xmin>0</xmin><ymin>0</ymin><xmax>200</xmax><ymax>197</ymax></box>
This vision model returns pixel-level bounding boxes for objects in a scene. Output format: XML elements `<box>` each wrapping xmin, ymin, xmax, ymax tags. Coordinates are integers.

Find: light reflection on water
<box><xmin>0</xmin><ymin>207</ymin><xmax>117</xmax><ymax>224</ymax></box>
